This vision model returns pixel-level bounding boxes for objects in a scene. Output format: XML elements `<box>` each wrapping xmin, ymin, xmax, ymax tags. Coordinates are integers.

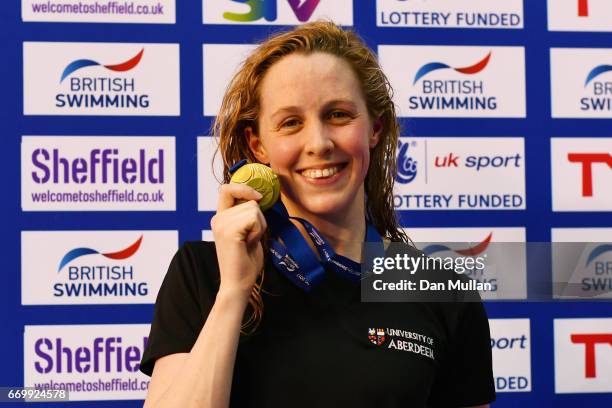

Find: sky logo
<box><xmin>422</xmin><ymin>232</ymin><xmax>493</xmax><ymax>257</ymax></box>
<box><xmin>413</xmin><ymin>52</ymin><xmax>492</xmax><ymax>84</ymax></box>
<box><xmin>57</xmin><ymin>235</ymin><xmax>143</xmax><ymax>272</ymax></box>
<box><xmin>584</xmin><ymin>64</ymin><xmax>612</xmax><ymax>86</ymax></box>
<box><xmin>60</xmin><ymin>49</ymin><xmax>144</xmax><ymax>83</ymax></box>
<box><xmin>395</xmin><ymin>140</ymin><xmax>417</xmax><ymax>184</ymax></box>
<box><xmin>223</xmin><ymin>0</ymin><xmax>320</xmax><ymax>22</ymax></box>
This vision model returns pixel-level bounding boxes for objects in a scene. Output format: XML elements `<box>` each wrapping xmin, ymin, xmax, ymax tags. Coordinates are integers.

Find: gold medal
<box><xmin>230</xmin><ymin>163</ymin><xmax>280</xmax><ymax>211</ymax></box>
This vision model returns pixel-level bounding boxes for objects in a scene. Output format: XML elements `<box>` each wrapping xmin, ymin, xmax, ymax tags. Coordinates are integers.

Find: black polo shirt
<box><xmin>141</xmin><ymin>241</ymin><xmax>496</xmax><ymax>407</ymax></box>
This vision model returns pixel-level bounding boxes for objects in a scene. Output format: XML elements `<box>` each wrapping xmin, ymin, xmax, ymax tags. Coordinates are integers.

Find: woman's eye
<box><xmin>281</xmin><ymin>119</ymin><xmax>300</xmax><ymax>128</ymax></box>
<box><xmin>329</xmin><ymin>111</ymin><xmax>351</xmax><ymax>120</ymax></box>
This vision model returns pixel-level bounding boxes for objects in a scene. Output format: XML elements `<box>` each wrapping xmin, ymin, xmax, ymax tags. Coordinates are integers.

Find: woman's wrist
<box><xmin>216</xmin><ymin>284</ymin><xmax>252</xmax><ymax>308</ymax></box>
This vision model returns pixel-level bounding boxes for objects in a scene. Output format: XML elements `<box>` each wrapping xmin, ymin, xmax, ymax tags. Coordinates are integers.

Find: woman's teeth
<box><xmin>302</xmin><ymin>166</ymin><xmax>340</xmax><ymax>179</ymax></box>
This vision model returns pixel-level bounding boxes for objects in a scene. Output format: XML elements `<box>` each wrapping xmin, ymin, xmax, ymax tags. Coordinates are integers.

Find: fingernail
<box><xmin>255</xmin><ymin>191</ymin><xmax>263</xmax><ymax>199</ymax></box>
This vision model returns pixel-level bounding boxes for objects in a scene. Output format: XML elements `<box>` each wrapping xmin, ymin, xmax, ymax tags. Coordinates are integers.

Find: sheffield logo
<box><xmin>24</xmin><ymin>324</ymin><xmax>152</xmax><ymax>401</ymax></box>
<box><xmin>224</xmin><ymin>0</ymin><xmax>320</xmax><ymax>22</ymax></box>
<box><xmin>58</xmin><ymin>235</ymin><xmax>142</xmax><ymax>272</ymax></box>
<box><xmin>413</xmin><ymin>52</ymin><xmax>491</xmax><ymax>85</ymax></box>
<box><xmin>60</xmin><ymin>49</ymin><xmax>144</xmax><ymax>82</ymax></box>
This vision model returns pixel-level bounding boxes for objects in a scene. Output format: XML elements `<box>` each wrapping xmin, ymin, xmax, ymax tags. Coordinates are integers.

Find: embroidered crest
<box><xmin>368</xmin><ymin>328</ymin><xmax>386</xmax><ymax>346</ymax></box>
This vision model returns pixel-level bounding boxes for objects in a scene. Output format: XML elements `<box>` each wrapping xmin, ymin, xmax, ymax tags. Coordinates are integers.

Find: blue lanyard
<box><xmin>265</xmin><ymin>201</ymin><xmax>383</xmax><ymax>292</ymax></box>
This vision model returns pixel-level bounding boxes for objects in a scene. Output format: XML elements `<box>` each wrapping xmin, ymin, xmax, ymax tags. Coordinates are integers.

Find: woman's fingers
<box><xmin>217</xmin><ymin>183</ymin><xmax>263</xmax><ymax>212</ymax></box>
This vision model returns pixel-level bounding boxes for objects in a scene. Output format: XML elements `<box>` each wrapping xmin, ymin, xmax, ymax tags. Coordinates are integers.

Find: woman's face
<box><xmin>248</xmin><ymin>52</ymin><xmax>381</xmax><ymax>219</ymax></box>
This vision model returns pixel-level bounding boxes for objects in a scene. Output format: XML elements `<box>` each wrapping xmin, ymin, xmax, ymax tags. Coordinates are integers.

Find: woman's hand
<box><xmin>211</xmin><ymin>183</ymin><xmax>267</xmax><ymax>299</ymax></box>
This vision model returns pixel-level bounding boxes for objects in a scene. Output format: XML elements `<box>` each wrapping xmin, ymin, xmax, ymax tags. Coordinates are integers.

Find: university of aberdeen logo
<box><xmin>368</xmin><ymin>328</ymin><xmax>386</xmax><ymax>346</ymax></box>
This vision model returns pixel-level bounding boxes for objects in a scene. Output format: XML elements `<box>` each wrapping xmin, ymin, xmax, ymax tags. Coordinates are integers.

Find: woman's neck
<box><xmin>280</xmin><ymin>192</ymin><xmax>366</xmax><ymax>261</ymax></box>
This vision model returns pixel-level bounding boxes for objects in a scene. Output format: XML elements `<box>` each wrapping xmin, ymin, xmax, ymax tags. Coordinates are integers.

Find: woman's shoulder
<box><xmin>164</xmin><ymin>240</ymin><xmax>222</xmax><ymax>294</ymax></box>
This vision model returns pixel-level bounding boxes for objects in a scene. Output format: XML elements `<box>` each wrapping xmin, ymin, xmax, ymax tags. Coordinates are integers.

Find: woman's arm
<box><xmin>143</xmin><ymin>288</ymin><xmax>249</xmax><ymax>408</ymax></box>
<box><xmin>143</xmin><ymin>184</ymin><xmax>267</xmax><ymax>408</ymax></box>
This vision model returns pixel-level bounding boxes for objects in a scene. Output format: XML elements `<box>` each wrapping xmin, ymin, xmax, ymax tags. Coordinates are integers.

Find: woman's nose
<box><xmin>304</xmin><ymin>121</ymin><xmax>334</xmax><ymax>157</ymax></box>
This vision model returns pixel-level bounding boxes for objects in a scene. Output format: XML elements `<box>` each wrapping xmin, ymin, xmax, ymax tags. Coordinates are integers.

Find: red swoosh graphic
<box><xmin>104</xmin><ymin>48</ymin><xmax>144</xmax><ymax>72</ymax></box>
<box><xmin>455</xmin><ymin>52</ymin><xmax>492</xmax><ymax>75</ymax></box>
<box><xmin>455</xmin><ymin>232</ymin><xmax>493</xmax><ymax>256</ymax></box>
<box><xmin>103</xmin><ymin>235</ymin><xmax>143</xmax><ymax>259</ymax></box>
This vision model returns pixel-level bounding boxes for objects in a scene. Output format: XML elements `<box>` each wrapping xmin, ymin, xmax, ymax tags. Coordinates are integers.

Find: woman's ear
<box><xmin>369</xmin><ymin>118</ymin><xmax>383</xmax><ymax>148</ymax></box>
<box><xmin>246</xmin><ymin>126</ymin><xmax>269</xmax><ymax>163</ymax></box>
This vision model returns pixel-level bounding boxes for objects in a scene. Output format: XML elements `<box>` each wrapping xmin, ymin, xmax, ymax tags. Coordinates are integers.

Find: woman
<box><xmin>140</xmin><ymin>21</ymin><xmax>495</xmax><ymax>408</ymax></box>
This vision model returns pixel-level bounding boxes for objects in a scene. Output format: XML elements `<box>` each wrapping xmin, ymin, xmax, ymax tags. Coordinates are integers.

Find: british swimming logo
<box><xmin>422</xmin><ymin>233</ymin><xmax>493</xmax><ymax>257</ymax></box>
<box><xmin>585</xmin><ymin>244</ymin><xmax>612</xmax><ymax>267</ymax></box>
<box><xmin>413</xmin><ymin>52</ymin><xmax>492</xmax><ymax>84</ymax></box>
<box><xmin>58</xmin><ymin>235</ymin><xmax>143</xmax><ymax>272</ymax></box>
<box><xmin>378</xmin><ymin>45</ymin><xmax>525</xmax><ymax>117</ymax></box>
<box><xmin>60</xmin><ymin>49</ymin><xmax>144</xmax><ymax>82</ymax></box>
<box><xmin>395</xmin><ymin>140</ymin><xmax>418</xmax><ymax>184</ymax></box>
<box><xmin>23</xmin><ymin>42</ymin><xmax>180</xmax><ymax>116</ymax></box>
<box><xmin>584</xmin><ymin>64</ymin><xmax>612</xmax><ymax>87</ymax></box>
<box><xmin>548</xmin><ymin>49</ymin><xmax>612</xmax><ymax>117</ymax></box>
<box><xmin>203</xmin><ymin>0</ymin><xmax>352</xmax><ymax>25</ymax></box>
<box><xmin>21</xmin><ymin>230</ymin><xmax>178</xmax><ymax>305</ymax></box>
<box><xmin>368</xmin><ymin>328</ymin><xmax>386</xmax><ymax>346</ymax></box>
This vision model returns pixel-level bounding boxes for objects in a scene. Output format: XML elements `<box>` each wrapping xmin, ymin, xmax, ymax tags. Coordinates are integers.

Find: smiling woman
<box><xmin>139</xmin><ymin>21</ymin><xmax>495</xmax><ymax>408</ymax></box>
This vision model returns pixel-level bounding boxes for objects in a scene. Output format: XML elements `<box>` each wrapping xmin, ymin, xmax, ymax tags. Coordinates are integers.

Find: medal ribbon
<box><xmin>265</xmin><ymin>200</ymin><xmax>383</xmax><ymax>292</ymax></box>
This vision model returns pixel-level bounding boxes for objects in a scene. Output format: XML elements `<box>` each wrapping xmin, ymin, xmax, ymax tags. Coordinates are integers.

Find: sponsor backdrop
<box><xmin>2</xmin><ymin>0</ymin><xmax>611</xmax><ymax>406</ymax></box>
